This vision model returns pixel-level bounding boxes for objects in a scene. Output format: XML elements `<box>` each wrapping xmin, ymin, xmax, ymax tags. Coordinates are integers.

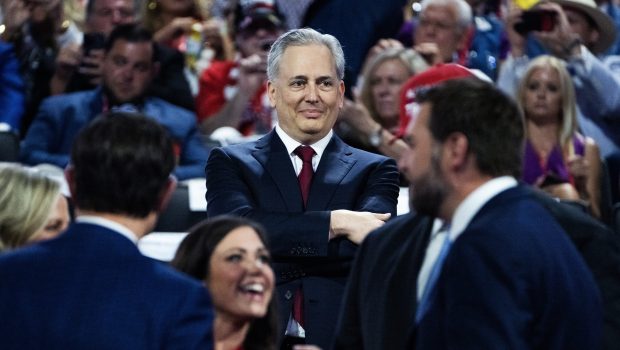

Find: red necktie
<box><xmin>292</xmin><ymin>145</ymin><xmax>315</xmax><ymax>328</ymax></box>
<box><xmin>294</xmin><ymin>145</ymin><xmax>315</xmax><ymax>208</ymax></box>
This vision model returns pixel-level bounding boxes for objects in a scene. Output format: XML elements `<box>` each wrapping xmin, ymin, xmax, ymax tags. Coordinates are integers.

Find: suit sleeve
<box><xmin>332</xmin><ymin>233</ymin><xmax>371</xmax><ymax>349</ymax></box>
<box><xmin>205</xmin><ymin>147</ymin><xmax>399</xmax><ymax>257</ymax></box>
<box><xmin>19</xmin><ymin>98</ymin><xmax>70</xmax><ymax>167</ymax></box>
<box><xmin>164</xmin><ymin>284</ymin><xmax>215</xmax><ymax>350</ymax></box>
<box><xmin>174</xmin><ymin>121</ymin><xmax>210</xmax><ymax>181</ymax></box>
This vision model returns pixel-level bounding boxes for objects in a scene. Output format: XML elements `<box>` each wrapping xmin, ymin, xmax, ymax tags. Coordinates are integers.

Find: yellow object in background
<box><xmin>515</xmin><ymin>0</ymin><xmax>540</xmax><ymax>9</ymax></box>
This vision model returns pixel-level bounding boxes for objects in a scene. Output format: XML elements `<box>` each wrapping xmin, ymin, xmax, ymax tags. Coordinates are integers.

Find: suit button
<box><xmin>285</xmin><ymin>290</ymin><xmax>293</xmax><ymax>300</ymax></box>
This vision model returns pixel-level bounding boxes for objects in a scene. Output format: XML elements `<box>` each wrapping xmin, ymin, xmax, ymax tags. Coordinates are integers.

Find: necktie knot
<box><xmin>295</xmin><ymin>145</ymin><xmax>315</xmax><ymax>163</ymax></box>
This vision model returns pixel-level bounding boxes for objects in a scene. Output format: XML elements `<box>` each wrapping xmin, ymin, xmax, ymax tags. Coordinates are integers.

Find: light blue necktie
<box><xmin>415</xmin><ymin>229</ymin><xmax>452</xmax><ymax>323</ymax></box>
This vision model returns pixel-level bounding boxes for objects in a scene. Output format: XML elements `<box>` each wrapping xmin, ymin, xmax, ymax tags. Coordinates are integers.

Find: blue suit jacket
<box><xmin>0</xmin><ymin>222</ymin><xmax>214</xmax><ymax>349</ymax></box>
<box><xmin>205</xmin><ymin>130</ymin><xmax>400</xmax><ymax>348</ymax></box>
<box><xmin>20</xmin><ymin>88</ymin><xmax>210</xmax><ymax>180</ymax></box>
<box><xmin>415</xmin><ymin>185</ymin><xmax>602</xmax><ymax>349</ymax></box>
<box><xmin>0</xmin><ymin>41</ymin><xmax>25</xmax><ymax>131</ymax></box>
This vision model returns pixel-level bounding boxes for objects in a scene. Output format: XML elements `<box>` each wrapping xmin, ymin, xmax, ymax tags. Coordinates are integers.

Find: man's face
<box><xmin>237</xmin><ymin>26</ymin><xmax>283</xmax><ymax>58</ymax></box>
<box><xmin>102</xmin><ymin>39</ymin><xmax>155</xmax><ymax>104</ymax></box>
<box><xmin>87</xmin><ymin>0</ymin><xmax>135</xmax><ymax>35</ymax></box>
<box><xmin>268</xmin><ymin>44</ymin><xmax>345</xmax><ymax>144</ymax></box>
<box><xmin>398</xmin><ymin>102</ymin><xmax>449</xmax><ymax>216</ymax></box>
<box><xmin>563</xmin><ymin>7</ymin><xmax>600</xmax><ymax>49</ymax></box>
<box><xmin>414</xmin><ymin>4</ymin><xmax>466</xmax><ymax>62</ymax></box>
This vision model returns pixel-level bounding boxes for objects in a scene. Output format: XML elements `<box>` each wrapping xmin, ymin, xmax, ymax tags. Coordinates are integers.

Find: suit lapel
<box><xmin>252</xmin><ymin>131</ymin><xmax>304</xmax><ymax>211</ymax></box>
<box><xmin>307</xmin><ymin>136</ymin><xmax>356</xmax><ymax>209</ymax></box>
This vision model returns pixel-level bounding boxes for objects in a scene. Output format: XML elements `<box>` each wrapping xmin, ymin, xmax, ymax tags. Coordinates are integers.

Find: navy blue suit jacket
<box><xmin>19</xmin><ymin>88</ymin><xmax>210</xmax><ymax>180</ymax></box>
<box><xmin>0</xmin><ymin>223</ymin><xmax>214</xmax><ymax>349</ymax></box>
<box><xmin>205</xmin><ymin>130</ymin><xmax>400</xmax><ymax>348</ymax></box>
<box><xmin>415</xmin><ymin>185</ymin><xmax>602</xmax><ymax>349</ymax></box>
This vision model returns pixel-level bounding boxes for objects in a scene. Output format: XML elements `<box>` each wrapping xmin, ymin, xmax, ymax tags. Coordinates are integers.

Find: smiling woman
<box><xmin>171</xmin><ymin>216</ymin><xmax>278</xmax><ymax>350</ymax></box>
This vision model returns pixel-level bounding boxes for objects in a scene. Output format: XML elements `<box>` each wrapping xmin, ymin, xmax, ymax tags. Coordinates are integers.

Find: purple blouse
<box><xmin>522</xmin><ymin>135</ymin><xmax>585</xmax><ymax>186</ymax></box>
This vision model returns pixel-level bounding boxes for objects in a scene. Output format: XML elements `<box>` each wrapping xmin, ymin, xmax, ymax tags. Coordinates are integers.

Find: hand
<box><xmin>54</xmin><ymin>43</ymin><xmax>82</xmax><ymax>81</ymax></box>
<box><xmin>503</xmin><ymin>5</ymin><xmax>527</xmax><ymax>57</ymax></box>
<box><xmin>532</xmin><ymin>3</ymin><xmax>581</xmax><ymax>59</ymax></box>
<box><xmin>154</xmin><ymin>17</ymin><xmax>197</xmax><ymax>44</ymax></box>
<box><xmin>413</xmin><ymin>42</ymin><xmax>442</xmax><ymax>65</ymax></box>
<box><xmin>339</xmin><ymin>99</ymin><xmax>381</xmax><ymax>135</ymax></box>
<box><xmin>330</xmin><ymin>210</ymin><xmax>391</xmax><ymax>244</ymax></box>
<box><xmin>237</xmin><ymin>54</ymin><xmax>267</xmax><ymax>94</ymax></box>
<box><xmin>567</xmin><ymin>155</ymin><xmax>589</xmax><ymax>190</ymax></box>
<box><xmin>77</xmin><ymin>48</ymin><xmax>104</xmax><ymax>86</ymax></box>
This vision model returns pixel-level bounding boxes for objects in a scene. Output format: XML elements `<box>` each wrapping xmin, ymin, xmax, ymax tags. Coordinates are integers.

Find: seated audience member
<box><xmin>0</xmin><ymin>163</ymin><xmax>69</xmax><ymax>252</ymax></box>
<box><xmin>196</xmin><ymin>4</ymin><xmax>284</xmax><ymax>141</ymax></box>
<box><xmin>336</xmin><ymin>47</ymin><xmax>428</xmax><ymax>160</ymax></box>
<box><xmin>205</xmin><ymin>28</ymin><xmax>400</xmax><ymax>348</ymax></box>
<box><xmin>0</xmin><ymin>114</ymin><xmax>215</xmax><ymax>349</ymax></box>
<box><xmin>4</xmin><ymin>0</ymin><xmax>81</xmax><ymax>135</ymax></box>
<box><xmin>142</xmin><ymin>0</ymin><xmax>221</xmax><ymax>93</ymax></box>
<box><xmin>51</xmin><ymin>0</ymin><xmax>195</xmax><ymax>111</ymax></box>
<box><xmin>171</xmin><ymin>216</ymin><xmax>277</xmax><ymax>350</ymax></box>
<box><xmin>518</xmin><ymin>55</ymin><xmax>602</xmax><ymax>218</ymax></box>
<box><xmin>498</xmin><ymin>0</ymin><xmax>620</xmax><ymax>201</ymax></box>
<box><xmin>0</xmin><ymin>41</ymin><xmax>25</xmax><ymax>132</ymax></box>
<box><xmin>20</xmin><ymin>24</ymin><xmax>210</xmax><ymax>181</ymax></box>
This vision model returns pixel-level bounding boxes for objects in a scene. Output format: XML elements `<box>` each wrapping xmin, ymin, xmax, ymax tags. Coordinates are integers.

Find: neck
<box><xmin>74</xmin><ymin>210</ymin><xmax>157</xmax><ymax>239</ymax></box>
<box><xmin>214</xmin><ymin>314</ymin><xmax>250</xmax><ymax>350</ymax></box>
<box><xmin>440</xmin><ymin>162</ymin><xmax>493</xmax><ymax>221</ymax></box>
<box><xmin>527</xmin><ymin>119</ymin><xmax>560</xmax><ymax>155</ymax></box>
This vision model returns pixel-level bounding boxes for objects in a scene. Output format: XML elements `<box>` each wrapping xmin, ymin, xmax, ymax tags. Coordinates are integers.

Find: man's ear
<box><xmin>156</xmin><ymin>176</ymin><xmax>177</xmax><ymax>213</ymax></box>
<box><xmin>267</xmin><ymin>80</ymin><xmax>277</xmax><ymax>108</ymax></box>
<box><xmin>64</xmin><ymin>165</ymin><xmax>77</xmax><ymax>199</ymax></box>
<box><xmin>443</xmin><ymin>132</ymin><xmax>469</xmax><ymax>170</ymax></box>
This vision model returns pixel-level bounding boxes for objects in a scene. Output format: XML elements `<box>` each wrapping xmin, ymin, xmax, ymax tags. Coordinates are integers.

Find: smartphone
<box><xmin>82</xmin><ymin>32</ymin><xmax>106</xmax><ymax>56</ymax></box>
<box><xmin>513</xmin><ymin>9</ymin><xmax>557</xmax><ymax>35</ymax></box>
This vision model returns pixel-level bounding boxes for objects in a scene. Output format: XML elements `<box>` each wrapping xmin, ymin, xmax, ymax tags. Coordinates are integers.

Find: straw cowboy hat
<box><xmin>550</xmin><ymin>0</ymin><xmax>617</xmax><ymax>53</ymax></box>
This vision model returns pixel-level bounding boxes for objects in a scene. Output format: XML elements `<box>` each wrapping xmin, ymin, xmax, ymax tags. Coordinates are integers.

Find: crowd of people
<box><xmin>1</xmin><ymin>0</ymin><xmax>620</xmax><ymax>349</ymax></box>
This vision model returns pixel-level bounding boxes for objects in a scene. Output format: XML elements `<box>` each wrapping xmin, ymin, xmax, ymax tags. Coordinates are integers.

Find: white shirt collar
<box><xmin>75</xmin><ymin>215</ymin><xmax>139</xmax><ymax>244</ymax></box>
<box><xmin>449</xmin><ymin>176</ymin><xmax>517</xmax><ymax>241</ymax></box>
<box><xmin>275</xmin><ymin>124</ymin><xmax>332</xmax><ymax>172</ymax></box>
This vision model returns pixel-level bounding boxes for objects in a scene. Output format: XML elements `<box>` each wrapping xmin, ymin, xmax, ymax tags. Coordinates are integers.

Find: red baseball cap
<box><xmin>396</xmin><ymin>63</ymin><xmax>476</xmax><ymax>139</ymax></box>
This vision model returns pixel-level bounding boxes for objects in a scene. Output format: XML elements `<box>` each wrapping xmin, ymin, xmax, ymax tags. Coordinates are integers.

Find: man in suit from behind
<box><xmin>398</xmin><ymin>78</ymin><xmax>600</xmax><ymax>349</ymax></box>
<box><xmin>0</xmin><ymin>114</ymin><xmax>215</xmax><ymax>349</ymax></box>
<box><xmin>205</xmin><ymin>28</ymin><xmax>400</xmax><ymax>349</ymax></box>
<box><xmin>20</xmin><ymin>23</ymin><xmax>209</xmax><ymax>180</ymax></box>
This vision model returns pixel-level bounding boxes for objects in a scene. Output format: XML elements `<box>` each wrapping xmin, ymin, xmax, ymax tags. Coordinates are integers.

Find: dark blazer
<box><xmin>333</xmin><ymin>213</ymin><xmax>433</xmax><ymax>350</ymax></box>
<box><xmin>19</xmin><ymin>88</ymin><xmax>209</xmax><ymax>180</ymax></box>
<box><xmin>335</xmin><ymin>186</ymin><xmax>612</xmax><ymax>350</ymax></box>
<box><xmin>415</xmin><ymin>185</ymin><xmax>602</xmax><ymax>349</ymax></box>
<box><xmin>0</xmin><ymin>222</ymin><xmax>214</xmax><ymax>349</ymax></box>
<box><xmin>205</xmin><ymin>130</ymin><xmax>400</xmax><ymax>348</ymax></box>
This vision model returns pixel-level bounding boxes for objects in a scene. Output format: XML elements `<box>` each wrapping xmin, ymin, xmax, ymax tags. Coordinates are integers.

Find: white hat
<box><xmin>550</xmin><ymin>0</ymin><xmax>617</xmax><ymax>53</ymax></box>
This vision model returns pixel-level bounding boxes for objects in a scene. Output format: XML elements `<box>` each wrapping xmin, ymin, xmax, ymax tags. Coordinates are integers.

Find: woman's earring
<box><xmin>147</xmin><ymin>0</ymin><xmax>157</xmax><ymax>10</ymax></box>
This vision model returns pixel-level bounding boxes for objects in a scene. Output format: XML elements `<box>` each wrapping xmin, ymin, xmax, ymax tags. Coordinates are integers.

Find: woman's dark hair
<box><xmin>171</xmin><ymin>215</ymin><xmax>277</xmax><ymax>350</ymax></box>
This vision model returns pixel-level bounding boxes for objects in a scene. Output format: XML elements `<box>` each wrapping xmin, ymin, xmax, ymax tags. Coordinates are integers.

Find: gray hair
<box><xmin>267</xmin><ymin>27</ymin><xmax>345</xmax><ymax>81</ymax></box>
<box><xmin>420</xmin><ymin>0</ymin><xmax>472</xmax><ymax>30</ymax></box>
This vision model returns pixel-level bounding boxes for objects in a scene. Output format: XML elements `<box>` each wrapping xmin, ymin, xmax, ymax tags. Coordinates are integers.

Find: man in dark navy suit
<box><xmin>205</xmin><ymin>28</ymin><xmax>400</xmax><ymax>349</ymax></box>
<box><xmin>0</xmin><ymin>114</ymin><xmax>214</xmax><ymax>349</ymax></box>
<box><xmin>396</xmin><ymin>77</ymin><xmax>601</xmax><ymax>349</ymax></box>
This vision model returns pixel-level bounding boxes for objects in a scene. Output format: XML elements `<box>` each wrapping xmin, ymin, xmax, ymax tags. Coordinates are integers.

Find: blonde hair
<box><xmin>517</xmin><ymin>55</ymin><xmax>578</xmax><ymax>151</ymax></box>
<box><xmin>359</xmin><ymin>47</ymin><xmax>429</xmax><ymax>124</ymax></box>
<box><xmin>0</xmin><ymin>163</ymin><xmax>61</xmax><ymax>252</ymax></box>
